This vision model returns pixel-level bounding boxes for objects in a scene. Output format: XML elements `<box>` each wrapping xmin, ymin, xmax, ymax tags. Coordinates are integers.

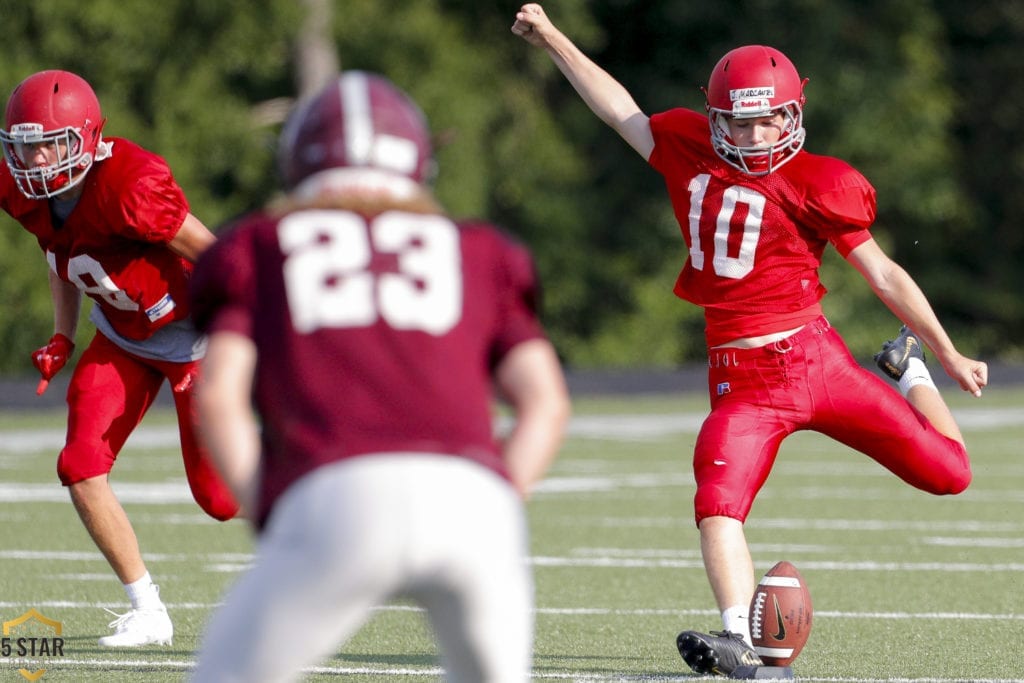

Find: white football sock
<box><xmin>125</xmin><ymin>572</ymin><xmax>163</xmax><ymax>610</ymax></box>
<box><xmin>898</xmin><ymin>357</ymin><xmax>937</xmax><ymax>396</ymax></box>
<box><xmin>722</xmin><ymin>605</ymin><xmax>752</xmax><ymax>646</ymax></box>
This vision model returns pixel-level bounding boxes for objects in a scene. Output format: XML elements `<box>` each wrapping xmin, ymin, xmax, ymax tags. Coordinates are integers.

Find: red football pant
<box><xmin>56</xmin><ymin>332</ymin><xmax>239</xmax><ymax>521</ymax></box>
<box><xmin>693</xmin><ymin>317</ymin><xmax>970</xmax><ymax>525</ymax></box>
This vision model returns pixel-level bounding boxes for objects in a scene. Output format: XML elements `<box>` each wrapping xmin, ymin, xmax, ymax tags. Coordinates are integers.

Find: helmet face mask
<box><xmin>1</xmin><ymin>70</ymin><xmax>106</xmax><ymax>199</ymax></box>
<box><xmin>709</xmin><ymin>104</ymin><xmax>805</xmax><ymax>175</ymax></box>
<box><xmin>704</xmin><ymin>45</ymin><xmax>807</xmax><ymax>176</ymax></box>
<box><xmin>2</xmin><ymin>123</ymin><xmax>91</xmax><ymax>198</ymax></box>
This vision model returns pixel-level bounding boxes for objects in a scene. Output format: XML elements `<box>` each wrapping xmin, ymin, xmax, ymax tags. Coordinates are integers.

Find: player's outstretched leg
<box><xmin>676</xmin><ymin>630</ymin><xmax>763</xmax><ymax>676</ymax></box>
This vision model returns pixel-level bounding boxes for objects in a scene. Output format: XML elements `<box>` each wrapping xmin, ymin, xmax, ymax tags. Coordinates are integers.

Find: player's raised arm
<box><xmin>512</xmin><ymin>3</ymin><xmax>654</xmax><ymax>160</ymax></box>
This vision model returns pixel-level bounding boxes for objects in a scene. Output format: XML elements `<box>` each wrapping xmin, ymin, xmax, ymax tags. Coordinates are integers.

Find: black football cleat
<box><xmin>874</xmin><ymin>325</ymin><xmax>925</xmax><ymax>381</ymax></box>
<box><xmin>676</xmin><ymin>629</ymin><xmax>763</xmax><ymax>676</ymax></box>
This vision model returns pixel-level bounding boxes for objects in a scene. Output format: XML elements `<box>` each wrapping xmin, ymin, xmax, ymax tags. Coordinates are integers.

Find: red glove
<box><xmin>32</xmin><ymin>333</ymin><xmax>75</xmax><ymax>395</ymax></box>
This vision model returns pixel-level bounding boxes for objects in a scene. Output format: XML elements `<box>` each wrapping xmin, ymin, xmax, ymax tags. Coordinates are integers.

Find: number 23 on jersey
<box><xmin>278</xmin><ymin>209</ymin><xmax>463</xmax><ymax>336</ymax></box>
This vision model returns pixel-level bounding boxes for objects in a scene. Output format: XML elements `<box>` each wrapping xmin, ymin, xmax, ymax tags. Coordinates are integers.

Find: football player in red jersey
<box><xmin>513</xmin><ymin>4</ymin><xmax>987</xmax><ymax>676</ymax></box>
<box><xmin>0</xmin><ymin>70</ymin><xmax>239</xmax><ymax>647</ymax></box>
<box><xmin>188</xmin><ymin>70</ymin><xmax>570</xmax><ymax>682</ymax></box>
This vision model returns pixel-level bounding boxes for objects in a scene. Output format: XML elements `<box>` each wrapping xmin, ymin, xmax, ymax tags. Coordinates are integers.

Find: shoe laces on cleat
<box><xmin>97</xmin><ymin>605</ymin><xmax>173</xmax><ymax>647</ymax></box>
<box><xmin>874</xmin><ymin>325</ymin><xmax>925</xmax><ymax>381</ymax></box>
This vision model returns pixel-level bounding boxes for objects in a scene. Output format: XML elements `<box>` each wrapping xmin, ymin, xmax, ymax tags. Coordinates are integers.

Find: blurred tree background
<box><xmin>0</xmin><ymin>0</ymin><xmax>1020</xmax><ymax>374</ymax></box>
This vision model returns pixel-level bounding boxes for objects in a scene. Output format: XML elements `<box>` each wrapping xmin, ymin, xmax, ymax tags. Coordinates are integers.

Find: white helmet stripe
<box><xmin>342</xmin><ymin>72</ymin><xmax>373</xmax><ymax>166</ymax></box>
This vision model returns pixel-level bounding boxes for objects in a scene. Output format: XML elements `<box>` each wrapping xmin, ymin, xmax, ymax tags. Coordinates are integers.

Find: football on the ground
<box><xmin>748</xmin><ymin>561</ymin><xmax>813</xmax><ymax>666</ymax></box>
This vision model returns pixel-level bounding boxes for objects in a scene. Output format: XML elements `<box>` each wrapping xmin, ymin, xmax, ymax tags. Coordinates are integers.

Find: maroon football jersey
<box><xmin>649</xmin><ymin>108</ymin><xmax>877</xmax><ymax>346</ymax></box>
<box><xmin>190</xmin><ymin>206</ymin><xmax>546</xmax><ymax>527</ymax></box>
<box><xmin>0</xmin><ymin>138</ymin><xmax>192</xmax><ymax>341</ymax></box>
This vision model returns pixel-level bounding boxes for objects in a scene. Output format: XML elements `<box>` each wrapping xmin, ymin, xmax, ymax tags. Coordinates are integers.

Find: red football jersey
<box><xmin>0</xmin><ymin>138</ymin><xmax>192</xmax><ymax>341</ymax></box>
<box><xmin>190</xmin><ymin>207</ymin><xmax>546</xmax><ymax>527</ymax></box>
<box><xmin>649</xmin><ymin>108</ymin><xmax>876</xmax><ymax>346</ymax></box>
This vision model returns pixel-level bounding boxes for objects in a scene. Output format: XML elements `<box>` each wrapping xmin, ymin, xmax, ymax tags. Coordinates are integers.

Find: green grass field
<box><xmin>2</xmin><ymin>386</ymin><xmax>1023</xmax><ymax>681</ymax></box>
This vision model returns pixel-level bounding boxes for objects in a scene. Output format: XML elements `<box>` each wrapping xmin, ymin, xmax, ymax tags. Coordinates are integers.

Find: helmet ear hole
<box><xmin>89</xmin><ymin>117</ymin><xmax>107</xmax><ymax>146</ymax></box>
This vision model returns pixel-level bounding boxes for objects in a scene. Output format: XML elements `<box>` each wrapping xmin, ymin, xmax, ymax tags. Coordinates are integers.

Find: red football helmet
<box><xmin>1</xmin><ymin>70</ymin><xmax>107</xmax><ymax>198</ymax></box>
<box><xmin>278</xmin><ymin>71</ymin><xmax>434</xmax><ymax>192</ymax></box>
<box><xmin>704</xmin><ymin>45</ymin><xmax>807</xmax><ymax>175</ymax></box>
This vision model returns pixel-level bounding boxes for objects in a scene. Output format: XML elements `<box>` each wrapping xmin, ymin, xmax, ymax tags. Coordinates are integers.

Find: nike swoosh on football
<box><xmin>771</xmin><ymin>595</ymin><xmax>787</xmax><ymax>640</ymax></box>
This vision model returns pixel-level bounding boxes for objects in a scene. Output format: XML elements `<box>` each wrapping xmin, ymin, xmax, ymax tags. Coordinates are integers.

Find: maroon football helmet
<box><xmin>704</xmin><ymin>45</ymin><xmax>807</xmax><ymax>175</ymax></box>
<box><xmin>1</xmin><ymin>70</ymin><xmax>107</xmax><ymax>198</ymax></box>
<box><xmin>278</xmin><ymin>71</ymin><xmax>434</xmax><ymax>191</ymax></box>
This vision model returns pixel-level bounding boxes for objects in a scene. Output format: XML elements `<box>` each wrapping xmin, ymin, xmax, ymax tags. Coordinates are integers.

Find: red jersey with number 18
<box><xmin>648</xmin><ymin>108</ymin><xmax>877</xmax><ymax>346</ymax></box>
<box><xmin>0</xmin><ymin>137</ymin><xmax>192</xmax><ymax>341</ymax></box>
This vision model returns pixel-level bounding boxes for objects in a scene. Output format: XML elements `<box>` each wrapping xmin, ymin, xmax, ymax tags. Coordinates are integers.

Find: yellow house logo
<box><xmin>2</xmin><ymin>609</ymin><xmax>65</xmax><ymax>681</ymax></box>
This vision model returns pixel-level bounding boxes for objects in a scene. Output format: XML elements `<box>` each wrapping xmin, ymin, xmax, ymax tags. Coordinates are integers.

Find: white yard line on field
<box><xmin>4</xmin><ymin>545</ymin><xmax>1024</xmax><ymax>577</ymax></box>
<box><xmin>0</xmin><ymin>599</ymin><xmax>1020</xmax><ymax>623</ymax></box>
<box><xmin>0</xmin><ymin>405</ymin><xmax>1019</xmax><ymax>455</ymax></box>
<box><xmin>0</xmin><ymin>659</ymin><xmax>1018</xmax><ymax>683</ymax></box>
